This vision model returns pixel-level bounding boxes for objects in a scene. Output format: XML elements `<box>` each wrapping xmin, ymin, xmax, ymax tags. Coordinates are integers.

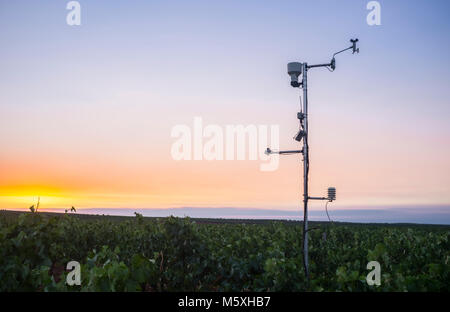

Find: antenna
<box><xmin>267</xmin><ymin>39</ymin><xmax>359</xmax><ymax>281</ymax></box>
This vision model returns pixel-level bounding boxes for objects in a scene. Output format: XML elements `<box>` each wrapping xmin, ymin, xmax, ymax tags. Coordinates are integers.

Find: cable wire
<box><xmin>325</xmin><ymin>200</ymin><xmax>333</xmax><ymax>223</ymax></box>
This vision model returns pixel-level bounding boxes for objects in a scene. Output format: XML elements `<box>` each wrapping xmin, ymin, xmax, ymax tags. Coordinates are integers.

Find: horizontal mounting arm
<box><xmin>308</xmin><ymin>196</ymin><xmax>330</xmax><ymax>201</ymax></box>
<box><xmin>265</xmin><ymin>148</ymin><xmax>303</xmax><ymax>156</ymax></box>
<box><xmin>307</xmin><ymin>63</ymin><xmax>333</xmax><ymax>69</ymax></box>
<box><xmin>278</xmin><ymin>150</ymin><xmax>303</xmax><ymax>155</ymax></box>
<box><xmin>332</xmin><ymin>46</ymin><xmax>353</xmax><ymax>59</ymax></box>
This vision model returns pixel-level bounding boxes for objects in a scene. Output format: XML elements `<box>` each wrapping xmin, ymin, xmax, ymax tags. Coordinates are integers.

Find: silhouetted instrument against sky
<box><xmin>266</xmin><ymin>38</ymin><xmax>359</xmax><ymax>280</ymax></box>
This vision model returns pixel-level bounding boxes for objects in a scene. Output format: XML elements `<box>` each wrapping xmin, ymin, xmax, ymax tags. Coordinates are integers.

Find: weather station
<box><xmin>265</xmin><ymin>39</ymin><xmax>359</xmax><ymax>280</ymax></box>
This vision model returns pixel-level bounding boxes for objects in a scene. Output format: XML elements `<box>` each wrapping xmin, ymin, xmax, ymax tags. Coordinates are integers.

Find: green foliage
<box><xmin>0</xmin><ymin>211</ymin><xmax>448</xmax><ymax>291</ymax></box>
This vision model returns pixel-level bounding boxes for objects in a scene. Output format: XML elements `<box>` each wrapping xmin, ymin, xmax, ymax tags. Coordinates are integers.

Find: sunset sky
<box><xmin>1</xmin><ymin>0</ymin><xmax>450</xmax><ymax>217</ymax></box>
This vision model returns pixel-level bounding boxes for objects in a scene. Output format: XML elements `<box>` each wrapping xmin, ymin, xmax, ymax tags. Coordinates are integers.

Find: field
<box><xmin>0</xmin><ymin>210</ymin><xmax>448</xmax><ymax>292</ymax></box>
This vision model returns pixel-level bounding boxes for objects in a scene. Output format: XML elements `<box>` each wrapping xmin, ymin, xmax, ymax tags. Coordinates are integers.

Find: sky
<box><xmin>0</xmin><ymin>0</ymin><xmax>450</xmax><ymax>220</ymax></box>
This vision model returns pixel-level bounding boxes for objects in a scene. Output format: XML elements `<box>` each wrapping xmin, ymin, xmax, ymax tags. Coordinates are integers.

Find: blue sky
<box><xmin>1</xmin><ymin>1</ymin><xmax>450</xmax><ymax>222</ymax></box>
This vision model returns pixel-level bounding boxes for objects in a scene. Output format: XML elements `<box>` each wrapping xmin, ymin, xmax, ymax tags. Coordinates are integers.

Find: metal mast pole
<box><xmin>302</xmin><ymin>63</ymin><xmax>309</xmax><ymax>279</ymax></box>
<box><xmin>269</xmin><ymin>38</ymin><xmax>358</xmax><ymax>283</ymax></box>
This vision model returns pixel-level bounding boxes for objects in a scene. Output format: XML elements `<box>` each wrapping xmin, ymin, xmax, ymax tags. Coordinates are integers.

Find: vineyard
<box><xmin>0</xmin><ymin>211</ymin><xmax>448</xmax><ymax>292</ymax></box>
